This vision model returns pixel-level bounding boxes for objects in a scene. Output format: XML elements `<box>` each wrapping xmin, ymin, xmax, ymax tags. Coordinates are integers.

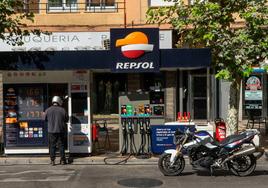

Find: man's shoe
<box><xmin>60</xmin><ymin>159</ymin><xmax>67</xmax><ymax>165</ymax></box>
<box><xmin>51</xmin><ymin>160</ymin><xmax>55</xmax><ymax>166</ymax></box>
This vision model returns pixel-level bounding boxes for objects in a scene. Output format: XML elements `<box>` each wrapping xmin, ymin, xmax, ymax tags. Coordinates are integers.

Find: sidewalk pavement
<box><xmin>0</xmin><ymin>153</ymin><xmax>267</xmax><ymax>166</ymax></box>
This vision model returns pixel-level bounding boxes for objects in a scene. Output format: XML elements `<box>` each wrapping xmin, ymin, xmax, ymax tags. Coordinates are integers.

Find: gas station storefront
<box><xmin>0</xmin><ymin>28</ymin><xmax>211</xmax><ymax>155</ymax></box>
<box><xmin>3</xmin><ymin>71</ymin><xmax>91</xmax><ymax>154</ymax></box>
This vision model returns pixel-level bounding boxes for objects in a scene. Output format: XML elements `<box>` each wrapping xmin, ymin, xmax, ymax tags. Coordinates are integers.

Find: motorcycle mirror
<box><xmin>64</xmin><ymin>95</ymin><xmax>69</xmax><ymax>100</ymax></box>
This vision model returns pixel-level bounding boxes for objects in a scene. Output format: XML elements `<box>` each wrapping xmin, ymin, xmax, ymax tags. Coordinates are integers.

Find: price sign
<box><xmin>18</xmin><ymin>87</ymin><xmax>44</xmax><ymax>120</ymax></box>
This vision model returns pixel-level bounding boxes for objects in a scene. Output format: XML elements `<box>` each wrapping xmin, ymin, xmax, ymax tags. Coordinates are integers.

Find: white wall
<box><xmin>0</xmin><ymin>31</ymin><xmax>172</xmax><ymax>51</ymax></box>
<box><xmin>149</xmin><ymin>0</ymin><xmax>175</xmax><ymax>7</ymax></box>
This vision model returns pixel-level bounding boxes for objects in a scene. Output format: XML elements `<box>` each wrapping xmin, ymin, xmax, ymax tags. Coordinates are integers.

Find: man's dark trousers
<box><xmin>49</xmin><ymin>133</ymin><xmax>66</xmax><ymax>162</ymax></box>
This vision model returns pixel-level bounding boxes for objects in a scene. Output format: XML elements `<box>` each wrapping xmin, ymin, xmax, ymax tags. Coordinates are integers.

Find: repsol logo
<box><xmin>116</xmin><ymin>62</ymin><xmax>155</xmax><ymax>70</ymax></box>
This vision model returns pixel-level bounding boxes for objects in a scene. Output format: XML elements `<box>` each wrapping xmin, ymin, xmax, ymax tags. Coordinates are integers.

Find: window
<box><xmin>47</xmin><ymin>0</ymin><xmax>78</xmax><ymax>12</ymax></box>
<box><xmin>86</xmin><ymin>0</ymin><xmax>116</xmax><ymax>12</ymax></box>
<box><xmin>190</xmin><ymin>75</ymin><xmax>207</xmax><ymax>119</ymax></box>
<box><xmin>16</xmin><ymin>0</ymin><xmax>40</xmax><ymax>13</ymax></box>
<box><xmin>88</xmin><ymin>0</ymin><xmax>115</xmax><ymax>6</ymax></box>
<box><xmin>141</xmin><ymin>72</ymin><xmax>164</xmax><ymax>92</ymax></box>
<box><xmin>93</xmin><ymin>73</ymin><xmax>127</xmax><ymax>114</ymax></box>
<box><xmin>27</xmin><ymin>0</ymin><xmax>40</xmax><ymax>13</ymax></box>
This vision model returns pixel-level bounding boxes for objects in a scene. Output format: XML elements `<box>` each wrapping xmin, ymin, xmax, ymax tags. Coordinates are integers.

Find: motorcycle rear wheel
<box><xmin>229</xmin><ymin>154</ymin><xmax>256</xmax><ymax>177</ymax></box>
<box><xmin>158</xmin><ymin>153</ymin><xmax>185</xmax><ymax>176</ymax></box>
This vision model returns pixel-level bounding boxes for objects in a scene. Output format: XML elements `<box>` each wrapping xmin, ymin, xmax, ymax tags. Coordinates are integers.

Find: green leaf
<box><xmin>0</xmin><ymin>0</ymin><xmax>44</xmax><ymax>46</ymax></box>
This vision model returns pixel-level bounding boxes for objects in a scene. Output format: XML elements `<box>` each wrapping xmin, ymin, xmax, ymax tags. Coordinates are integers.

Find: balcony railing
<box><xmin>17</xmin><ymin>2</ymin><xmax>124</xmax><ymax>14</ymax></box>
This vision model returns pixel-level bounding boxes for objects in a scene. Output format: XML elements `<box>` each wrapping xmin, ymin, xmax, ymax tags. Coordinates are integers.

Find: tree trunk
<box><xmin>226</xmin><ymin>77</ymin><xmax>241</xmax><ymax>135</ymax></box>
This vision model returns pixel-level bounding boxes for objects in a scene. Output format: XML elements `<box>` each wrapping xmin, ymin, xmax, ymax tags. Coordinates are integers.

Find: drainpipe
<box><xmin>124</xmin><ymin>0</ymin><xmax>126</xmax><ymax>28</ymax></box>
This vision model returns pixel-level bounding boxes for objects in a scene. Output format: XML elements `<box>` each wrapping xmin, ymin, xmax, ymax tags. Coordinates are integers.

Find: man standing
<box><xmin>45</xmin><ymin>96</ymin><xmax>68</xmax><ymax>166</ymax></box>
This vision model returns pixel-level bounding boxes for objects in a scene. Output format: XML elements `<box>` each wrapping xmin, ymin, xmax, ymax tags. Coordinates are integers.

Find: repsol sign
<box><xmin>111</xmin><ymin>28</ymin><xmax>159</xmax><ymax>73</ymax></box>
<box><xmin>116</xmin><ymin>62</ymin><xmax>154</xmax><ymax>70</ymax></box>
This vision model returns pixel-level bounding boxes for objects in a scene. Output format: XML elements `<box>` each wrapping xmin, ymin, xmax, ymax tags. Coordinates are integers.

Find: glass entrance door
<box><xmin>189</xmin><ymin>75</ymin><xmax>207</xmax><ymax>119</ymax></box>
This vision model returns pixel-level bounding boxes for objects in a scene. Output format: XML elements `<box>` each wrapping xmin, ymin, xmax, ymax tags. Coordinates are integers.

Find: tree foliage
<box><xmin>0</xmin><ymin>0</ymin><xmax>41</xmax><ymax>46</ymax></box>
<box><xmin>147</xmin><ymin>0</ymin><xmax>268</xmax><ymax>81</ymax></box>
<box><xmin>147</xmin><ymin>0</ymin><xmax>268</xmax><ymax>132</ymax></box>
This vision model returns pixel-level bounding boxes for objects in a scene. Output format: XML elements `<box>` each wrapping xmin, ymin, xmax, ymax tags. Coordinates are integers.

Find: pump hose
<box><xmin>136</xmin><ymin>136</ymin><xmax>151</xmax><ymax>159</ymax></box>
<box><xmin>146</xmin><ymin>129</ymin><xmax>152</xmax><ymax>154</ymax></box>
<box><xmin>104</xmin><ymin>117</ymin><xmax>152</xmax><ymax>164</ymax></box>
<box><xmin>137</xmin><ymin>129</ymin><xmax>146</xmax><ymax>155</ymax></box>
<box><xmin>129</xmin><ymin>130</ymin><xmax>137</xmax><ymax>154</ymax></box>
<box><xmin>136</xmin><ymin>129</ymin><xmax>151</xmax><ymax>159</ymax></box>
<box><xmin>104</xmin><ymin>130</ymin><xmax>137</xmax><ymax>165</ymax></box>
<box><xmin>136</xmin><ymin>118</ymin><xmax>151</xmax><ymax>159</ymax></box>
<box><xmin>104</xmin><ymin>153</ymin><xmax>133</xmax><ymax>165</ymax></box>
<box><xmin>120</xmin><ymin>129</ymin><xmax>128</xmax><ymax>155</ymax></box>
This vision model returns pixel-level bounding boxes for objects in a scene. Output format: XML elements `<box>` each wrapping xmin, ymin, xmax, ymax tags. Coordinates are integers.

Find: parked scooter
<box><xmin>158</xmin><ymin>128</ymin><xmax>264</xmax><ymax>176</ymax></box>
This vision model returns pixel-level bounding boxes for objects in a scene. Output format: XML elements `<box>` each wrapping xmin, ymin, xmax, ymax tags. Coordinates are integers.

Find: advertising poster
<box><xmin>150</xmin><ymin>125</ymin><xmax>195</xmax><ymax>154</ymax></box>
<box><xmin>245</xmin><ymin>75</ymin><xmax>262</xmax><ymax>100</ymax></box>
<box><xmin>244</xmin><ymin>75</ymin><xmax>263</xmax><ymax>110</ymax></box>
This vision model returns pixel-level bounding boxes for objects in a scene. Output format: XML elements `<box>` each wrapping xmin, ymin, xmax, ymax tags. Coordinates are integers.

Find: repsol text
<box><xmin>116</xmin><ymin>62</ymin><xmax>155</xmax><ymax>70</ymax></box>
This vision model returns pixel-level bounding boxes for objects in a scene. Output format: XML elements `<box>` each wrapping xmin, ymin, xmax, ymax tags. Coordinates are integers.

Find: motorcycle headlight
<box><xmin>173</xmin><ymin>134</ymin><xmax>185</xmax><ymax>145</ymax></box>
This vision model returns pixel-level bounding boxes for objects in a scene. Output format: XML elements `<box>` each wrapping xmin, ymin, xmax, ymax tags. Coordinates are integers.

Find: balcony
<box><xmin>19</xmin><ymin>2</ymin><xmax>124</xmax><ymax>14</ymax></box>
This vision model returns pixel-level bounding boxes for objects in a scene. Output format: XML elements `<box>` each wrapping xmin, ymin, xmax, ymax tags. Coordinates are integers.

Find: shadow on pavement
<box><xmin>179</xmin><ymin>172</ymin><xmax>196</xmax><ymax>176</ymax></box>
<box><xmin>195</xmin><ymin>170</ymin><xmax>268</xmax><ymax>177</ymax></box>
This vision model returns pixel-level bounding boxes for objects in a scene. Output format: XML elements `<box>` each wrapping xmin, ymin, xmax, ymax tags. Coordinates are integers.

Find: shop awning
<box><xmin>0</xmin><ymin>51</ymin><xmax>111</xmax><ymax>70</ymax></box>
<box><xmin>0</xmin><ymin>48</ymin><xmax>211</xmax><ymax>71</ymax></box>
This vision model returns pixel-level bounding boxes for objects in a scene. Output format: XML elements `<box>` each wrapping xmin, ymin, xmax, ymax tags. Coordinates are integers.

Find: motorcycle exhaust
<box><xmin>233</xmin><ymin>146</ymin><xmax>256</xmax><ymax>157</ymax></box>
<box><xmin>222</xmin><ymin>146</ymin><xmax>256</xmax><ymax>164</ymax></box>
<box><xmin>253</xmin><ymin>147</ymin><xmax>265</xmax><ymax>160</ymax></box>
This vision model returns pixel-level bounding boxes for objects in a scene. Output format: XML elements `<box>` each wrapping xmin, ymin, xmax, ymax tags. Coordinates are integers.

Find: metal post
<box><xmin>188</xmin><ymin>71</ymin><xmax>192</xmax><ymax>118</ymax></box>
<box><xmin>207</xmin><ymin>68</ymin><xmax>210</xmax><ymax>121</ymax></box>
<box><xmin>179</xmin><ymin>70</ymin><xmax>183</xmax><ymax>113</ymax></box>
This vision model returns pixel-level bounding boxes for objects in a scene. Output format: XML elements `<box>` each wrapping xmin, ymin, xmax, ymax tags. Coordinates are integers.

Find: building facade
<box><xmin>3</xmin><ymin>0</ymin><xmax>262</xmax><ymax>154</ymax></box>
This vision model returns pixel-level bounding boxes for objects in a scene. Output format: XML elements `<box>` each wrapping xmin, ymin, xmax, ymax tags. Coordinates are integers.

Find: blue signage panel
<box><xmin>3</xmin><ymin>84</ymin><xmax>48</xmax><ymax>147</ymax></box>
<box><xmin>110</xmin><ymin>28</ymin><xmax>160</xmax><ymax>73</ymax></box>
<box><xmin>150</xmin><ymin>125</ymin><xmax>195</xmax><ymax>154</ymax></box>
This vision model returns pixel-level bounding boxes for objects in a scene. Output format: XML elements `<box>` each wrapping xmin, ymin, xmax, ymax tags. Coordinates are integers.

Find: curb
<box><xmin>0</xmin><ymin>154</ymin><xmax>267</xmax><ymax>166</ymax></box>
<box><xmin>0</xmin><ymin>156</ymin><xmax>159</xmax><ymax>166</ymax></box>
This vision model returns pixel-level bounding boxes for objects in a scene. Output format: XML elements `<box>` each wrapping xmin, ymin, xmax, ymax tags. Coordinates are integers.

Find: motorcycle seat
<box><xmin>218</xmin><ymin>133</ymin><xmax>247</xmax><ymax>147</ymax></box>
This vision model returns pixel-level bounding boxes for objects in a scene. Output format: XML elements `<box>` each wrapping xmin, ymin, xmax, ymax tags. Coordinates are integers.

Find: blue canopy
<box><xmin>0</xmin><ymin>48</ymin><xmax>210</xmax><ymax>71</ymax></box>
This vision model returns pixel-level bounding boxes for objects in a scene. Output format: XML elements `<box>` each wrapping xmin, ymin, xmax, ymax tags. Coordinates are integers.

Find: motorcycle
<box><xmin>158</xmin><ymin>128</ymin><xmax>264</xmax><ymax>176</ymax></box>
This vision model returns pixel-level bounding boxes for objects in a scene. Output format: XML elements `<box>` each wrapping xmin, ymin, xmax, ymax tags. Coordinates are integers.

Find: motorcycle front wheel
<box><xmin>228</xmin><ymin>154</ymin><xmax>256</xmax><ymax>177</ymax></box>
<box><xmin>158</xmin><ymin>153</ymin><xmax>185</xmax><ymax>176</ymax></box>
